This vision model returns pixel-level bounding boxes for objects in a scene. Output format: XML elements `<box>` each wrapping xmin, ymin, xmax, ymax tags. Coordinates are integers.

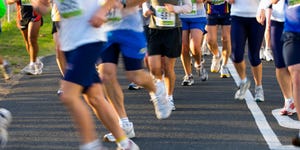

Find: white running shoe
<box><xmin>219</xmin><ymin>65</ymin><xmax>230</xmax><ymax>78</ymax></box>
<box><xmin>234</xmin><ymin>80</ymin><xmax>251</xmax><ymax>100</ymax></box>
<box><xmin>22</xmin><ymin>61</ymin><xmax>43</xmax><ymax>75</ymax></box>
<box><xmin>201</xmin><ymin>42</ymin><xmax>211</xmax><ymax>56</ymax></box>
<box><xmin>280</xmin><ymin>100</ymin><xmax>296</xmax><ymax>116</ymax></box>
<box><xmin>168</xmin><ymin>96</ymin><xmax>176</xmax><ymax>111</ymax></box>
<box><xmin>35</xmin><ymin>61</ymin><xmax>43</xmax><ymax>75</ymax></box>
<box><xmin>103</xmin><ymin>122</ymin><xmax>135</xmax><ymax>142</ymax></box>
<box><xmin>152</xmin><ymin>81</ymin><xmax>172</xmax><ymax>119</ymax></box>
<box><xmin>259</xmin><ymin>47</ymin><xmax>265</xmax><ymax>60</ymax></box>
<box><xmin>117</xmin><ymin>139</ymin><xmax>140</xmax><ymax>150</ymax></box>
<box><xmin>181</xmin><ymin>74</ymin><xmax>194</xmax><ymax>86</ymax></box>
<box><xmin>195</xmin><ymin>61</ymin><xmax>208</xmax><ymax>81</ymax></box>
<box><xmin>0</xmin><ymin>60</ymin><xmax>11</xmax><ymax>80</ymax></box>
<box><xmin>264</xmin><ymin>48</ymin><xmax>274</xmax><ymax>61</ymax></box>
<box><xmin>254</xmin><ymin>86</ymin><xmax>264</xmax><ymax>102</ymax></box>
<box><xmin>0</xmin><ymin>108</ymin><xmax>12</xmax><ymax>149</ymax></box>
<box><xmin>210</xmin><ymin>55</ymin><xmax>222</xmax><ymax>73</ymax></box>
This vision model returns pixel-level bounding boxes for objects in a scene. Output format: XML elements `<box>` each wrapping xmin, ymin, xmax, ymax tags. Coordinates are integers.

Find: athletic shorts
<box><xmin>207</xmin><ymin>14</ymin><xmax>231</xmax><ymax>26</ymax></box>
<box><xmin>282</xmin><ymin>31</ymin><xmax>300</xmax><ymax>66</ymax></box>
<box><xmin>270</xmin><ymin>20</ymin><xmax>285</xmax><ymax>68</ymax></box>
<box><xmin>147</xmin><ymin>27</ymin><xmax>182</xmax><ymax>58</ymax></box>
<box><xmin>63</xmin><ymin>42</ymin><xmax>106</xmax><ymax>92</ymax></box>
<box><xmin>18</xmin><ymin>5</ymin><xmax>43</xmax><ymax>30</ymax></box>
<box><xmin>180</xmin><ymin>17</ymin><xmax>207</xmax><ymax>33</ymax></box>
<box><xmin>100</xmin><ymin>30</ymin><xmax>146</xmax><ymax>71</ymax></box>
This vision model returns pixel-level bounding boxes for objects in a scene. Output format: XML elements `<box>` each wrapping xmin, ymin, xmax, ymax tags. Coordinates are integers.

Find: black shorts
<box><xmin>282</xmin><ymin>32</ymin><xmax>300</xmax><ymax>66</ymax></box>
<box><xmin>207</xmin><ymin>14</ymin><xmax>231</xmax><ymax>26</ymax></box>
<box><xmin>18</xmin><ymin>5</ymin><xmax>43</xmax><ymax>30</ymax></box>
<box><xmin>147</xmin><ymin>27</ymin><xmax>182</xmax><ymax>58</ymax></box>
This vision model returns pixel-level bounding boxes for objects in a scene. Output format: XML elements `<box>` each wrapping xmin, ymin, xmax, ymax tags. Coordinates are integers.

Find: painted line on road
<box><xmin>227</xmin><ymin>59</ymin><xmax>299</xmax><ymax>150</ymax></box>
<box><xmin>272</xmin><ymin>109</ymin><xmax>300</xmax><ymax>129</ymax></box>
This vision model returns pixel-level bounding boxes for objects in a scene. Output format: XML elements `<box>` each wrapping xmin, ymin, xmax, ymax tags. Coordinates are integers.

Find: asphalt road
<box><xmin>0</xmin><ymin>54</ymin><xmax>299</xmax><ymax>150</ymax></box>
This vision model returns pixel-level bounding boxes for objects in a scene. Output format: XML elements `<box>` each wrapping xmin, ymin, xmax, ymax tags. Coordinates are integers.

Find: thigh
<box><xmin>230</xmin><ymin>16</ymin><xmax>247</xmax><ymax>63</ymax></box>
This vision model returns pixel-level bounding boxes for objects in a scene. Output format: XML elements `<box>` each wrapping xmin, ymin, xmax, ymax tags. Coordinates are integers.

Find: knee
<box><xmin>59</xmin><ymin>92</ymin><xmax>73</xmax><ymax>106</ymax></box>
<box><xmin>86</xmin><ymin>95</ymin><xmax>103</xmax><ymax>109</ymax></box>
<box><xmin>99</xmin><ymin>71</ymin><xmax>116</xmax><ymax>83</ymax></box>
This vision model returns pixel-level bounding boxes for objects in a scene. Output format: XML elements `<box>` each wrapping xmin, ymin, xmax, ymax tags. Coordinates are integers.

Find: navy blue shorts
<box><xmin>271</xmin><ymin>20</ymin><xmax>285</xmax><ymax>68</ymax></box>
<box><xmin>207</xmin><ymin>14</ymin><xmax>231</xmax><ymax>26</ymax></box>
<box><xmin>63</xmin><ymin>42</ymin><xmax>105</xmax><ymax>92</ymax></box>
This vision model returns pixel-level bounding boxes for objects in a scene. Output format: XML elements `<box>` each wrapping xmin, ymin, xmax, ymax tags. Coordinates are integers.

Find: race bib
<box><xmin>154</xmin><ymin>6</ymin><xmax>175</xmax><ymax>27</ymax></box>
<box><xmin>57</xmin><ymin>0</ymin><xmax>82</xmax><ymax>18</ymax></box>
<box><xmin>21</xmin><ymin>0</ymin><xmax>31</xmax><ymax>6</ymax></box>
<box><xmin>185</xmin><ymin>0</ymin><xmax>197</xmax><ymax>15</ymax></box>
<box><xmin>106</xmin><ymin>8</ymin><xmax>122</xmax><ymax>22</ymax></box>
<box><xmin>289</xmin><ymin>0</ymin><xmax>300</xmax><ymax>6</ymax></box>
<box><xmin>210</xmin><ymin>0</ymin><xmax>225</xmax><ymax>5</ymax></box>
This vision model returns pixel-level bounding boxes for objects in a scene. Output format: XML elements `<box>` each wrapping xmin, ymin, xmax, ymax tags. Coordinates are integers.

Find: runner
<box><xmin>228</xmin><ymin>0</ymin><xmax>266</xmax><ymax>102</ymax></box>
<box><xmin>31</xmin><ymin>0</ymin><xmax>140</xmax><ymax>149</ymax></box>
<box><xmin>6</xmin><ymin>0</ymin><xmax>43</xmax><ymax>75</ymax></box>
<box><xmin>257</xmin><ymin>0</ymin><xmax>295</xmax><ymax>115</ymax></box>
<box><xmin>205</xmin><ymin>0</ymin><xmax>231</xmax><ymax>78</ymax></box>
<box><xmin>180</xmin><ymin>0</ymin><xmax>207</xmax><ymax>86</ymax></box>
<box><xmin>145</xmin><ymin>0</ymin><xmax>192</xmax><ymax>110</ymax></box>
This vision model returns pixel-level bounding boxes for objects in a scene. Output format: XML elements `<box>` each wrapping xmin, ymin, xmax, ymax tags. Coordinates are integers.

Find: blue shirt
<box><xmin>284</xmin><ymin>0</ymin><xmax>300</xmax><ymax>32</ymax></box>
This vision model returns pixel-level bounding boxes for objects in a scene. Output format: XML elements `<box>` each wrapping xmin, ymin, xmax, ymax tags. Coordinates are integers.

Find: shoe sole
<box><xmin>220</xmin><ymin>74</ymin><xmax>230</xmax><ymax>78</ymax></box>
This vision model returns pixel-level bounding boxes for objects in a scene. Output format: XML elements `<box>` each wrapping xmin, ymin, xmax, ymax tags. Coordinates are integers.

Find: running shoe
<box><xmin>0</xmin><ymin>128</ymin><xmax>8</xmax><ymax>149</ymax></box>
<box><xmin>117</xmin><ymin>139</ymin><xmax>140</xmax><ymax>150</ymax></box>
<box><xmin>201</xmin><ymin>42</ymin><xmax>211</xmax><ymax>56</ymax></box>
<box><xmin>254</xmin><ymin>86</ymin><xmax>264</xmax><ymax>102</ymax></box>
<box><xmin>21</xmin><ymin>63</ymin><xmax>36</xmax><ymax>75</ymax></box>
<box><xmin>264</xmin><ymin>48</ymin><xmax>274</xmax><ymax>61</ymax></box>
<box><xmin>181</xmin><ymin>74</ymin><xmax>194</xmax><ymax>86</ymax></box>
<box><xmin>292</xmin><ymin>134</ymin><xmax>300</xmax><ymax>147</ymax></box>
<box><xmin>168</xmin><ymin>96</ymin><xmax>176</xmax><ymax>111</ymax></box>
<box><xmin>195</xmin><ymin>61</ymin><xmax>208</xmax><ymax>81</ymax></box>
<box><xmin>35</xmin><ymin>61</ymin><xmax>43</xmax><ymax>75</ymax></box>
<box><xmin>103</xmin><ymin>121</ymin><xmax>135</xmax><ymax>142</ymax></box>
<box><xmin>0</xmin><ymin>61</ymin><xmax>11</xmax><ymax>80</ymax></box>
<box><xmin>259</xmin><ymin>47</ymin><xmax>265</xmax><ymax>60</ymax></box>
<box><xmin>210</xmin><ymin>54</ymin><xmax>222</xmax><ymax>73</ymax></box>
<box><xmin>234</xmin><ymin>79</ymin><xmax>251</xmax><ymax>100</ymax></box>
<box><xmin>22</xmin><ymin>61</ymin><xmax>43</xmax><ymax>75</ymax></box>
<box><xmin>128</xmin><ymin>82</ymin><xmax>141</xmax><ymax>90</ymax></box>
<box><xmin>280</xmin><ymin>100</ymin><xmax>296</xmax><ymax>116</ymax></box>
<box><xmin>220</xmin><ymin>65</ymin><xmax>230</xmax><ymax>78</ymax></box>
<box><xmin>151</xmin><ymin>81</ymin><xmax>172</xmax><ymax>119</ymax></box>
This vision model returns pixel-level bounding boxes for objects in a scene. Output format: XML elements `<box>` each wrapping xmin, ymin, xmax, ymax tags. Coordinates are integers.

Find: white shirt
<box><xmin>55</xmin><ymin>0</ymin><xmax>107</xmax><ymax>52</ymax></box>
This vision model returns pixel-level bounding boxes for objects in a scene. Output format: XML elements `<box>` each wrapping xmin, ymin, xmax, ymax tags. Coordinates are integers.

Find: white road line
<box><xmin>227</xmin><ymin>59</ymin><xmax>300</xmax><ymax>150</ymax></box>
<box><xmin>272</xmin><ymin>109</ymin><xmax>300</xmax><ymax>129</ymax></box>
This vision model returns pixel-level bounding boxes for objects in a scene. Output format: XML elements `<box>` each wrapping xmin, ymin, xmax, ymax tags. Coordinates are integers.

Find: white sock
<box><xmin>241</xmin><ymin>77</ymin><xmax>248</xmax><ymax>84</ymax></box>
<box><xmin>120</xmin><ymin>117</ymin><xmax>129</xmax><ymax>125</ymax></box>
<box><xmin>255</xmin><ymin>85</ymin><xmax>263</xmax><ymax>89</ymax></box>
<box><xmin>29</xmin><ymin>62</ymin><xmax>35</xmax><ymax>66</ymax></box>
<box><xmin>285</xmin><ymin>98</ymin><xmax>293</xmax><ymax>104</ymax></box>
<box><xmin>167</xmin><ymin>95</ymin><xmax>173</xmax><ymax>100</ymax></box>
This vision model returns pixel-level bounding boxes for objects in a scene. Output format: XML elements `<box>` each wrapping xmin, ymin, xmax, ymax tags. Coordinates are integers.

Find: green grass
<box><xmin>0</xmin><ymin>14</ymin><xmax>55</xmax><ymax>73</ymax></box>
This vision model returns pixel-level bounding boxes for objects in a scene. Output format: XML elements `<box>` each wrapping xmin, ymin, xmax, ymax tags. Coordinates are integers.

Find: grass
<box><xmin>0</xmin><ymin>12</ymin><xmax>55</xmax><ymax>74</ymax></box>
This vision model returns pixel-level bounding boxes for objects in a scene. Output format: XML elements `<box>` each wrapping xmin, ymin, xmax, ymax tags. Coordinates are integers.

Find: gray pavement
<box><xmin>0</xmin><ymin>54</ymin><xmax>299</xmax><ymax>150</ymax></box>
